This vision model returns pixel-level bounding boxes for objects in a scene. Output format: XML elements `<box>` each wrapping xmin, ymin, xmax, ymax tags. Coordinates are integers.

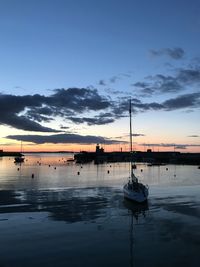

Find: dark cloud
<box><xmin>162</xmin><ymin>92</ymin><xmax>200</xmax><ymax>110</ymax></box>
<box><xmin>110</xmin><ymin>92</ymin><xmax>200</xmax><ymax>118</ymax></box>
<box><xmin>177</xmin><ymin>68</ymin><xmax>200</xmax><ymax>84</ymax></box>
<box><xmin>132</xmin><ymin>82</ymin><xmax>154</xmax><ymax>96</ymax></box>
<box><xmin>150</xmin><ymin>47</ymin><xmax>185</xmax><ymax>59</ymax></box>
<box><xmin>119</xmin><ymin>73</ymin><xmax>132</xmax><ymax>78</ymax></box>
<box><xmin>6</xmin><ymin>133</ymin><xmax>123</xmax><ymax>145</ymax></box>
<box><xmin>187</xmin><ymin>135</ymin><xmax>199</xmax><ymax>137</ymax></box>
<box><xmin>60</xmin><ymin>125</ymin><xmax>69</xmax><ymax>130</ymax></box>
<box><xmin>1</xmin><ymin>86</ymin><xmax>200</xmax><ymax>134</ymax></box>
<box><xmin>133</xmin><ymin>82</ymin><xmax>149</xmax><ymax>89</ymax></box>
<box><xmin>110</xmin><ymin>76</ymin><xmax>120</xmax><ymax>83</ymax></box>
<box><xmin>132</xmin><ymin>64</ymin><xmax>200</xmax><ymax>97</ymax></box>
<box><xmin>26</xmin><ymin>107</ymin><xmax>54</xmax><ymax>122</ymax></box>
<box><xmin>105</xmin><ymin>88</ymin><xmax>125</xmax><ymax>95</ymax></box>
<box><xmin>98</xmin><ymin>80</ymin><xmax>106</xmax><ymax>86</ymax></box>
<box><xmin>68</xmin><ymin>113</ymin><xmax>115</xmax><ymax>125</ymax></box>
<box><xmin>1</xmin><ymin>114</ymin><xmax>59</xmax><ymax>132</ymax></box>
<box><xmin>48</xmin><ymin>88</ymin><xmax>110</xmax><ymax>112</ymax></box>
<box><xmin>113</xmin><ymin>133</ymin><xmax>145</xmax><ymax>139</ymax></box>
<box><xmin>98</xmin><ymin>72</ymin><xmax>131</xmax><ymax>87</ymax></box>
<box><xmin>155</xmin><ymin>74</ymin><xmax>182</xmax><ymax>93</ymax></box>
<box><xmin>0</xmin><ymin>93</ymin><xmax>57</xmax><ymax>132</ymax></box>
<box><xmin>132</xmin><ymin>133</ymin><xmax>145</xmax><ymax>137</ymax></box>
<box><xmin>0</xmin><ymin>88</ymin><xmax>111</xmax><ymax>131</ymax></box>
<box><xmin>132</xmin><ymin>74</ymin><xmax>182</xmax><ymax>96</ymax></box>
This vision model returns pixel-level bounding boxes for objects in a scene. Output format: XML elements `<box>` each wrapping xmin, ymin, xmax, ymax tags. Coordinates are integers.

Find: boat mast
<box><xmin>129</xmin><ymin>99</ymin><xmax>134</xmax><ymax>181</ymax></box>
<box><xmin>129</xmin><ymin>99</ymin><xmax>137</xmax><ymax>183</ymax></box>
<box><xmin>129</xmin><ymin>99</ymin><xmax>133</xmax><ymax>153</ymax></box>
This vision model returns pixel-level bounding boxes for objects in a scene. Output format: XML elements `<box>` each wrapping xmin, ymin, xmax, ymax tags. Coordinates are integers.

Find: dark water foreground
<box><xmin>0</xmin><ymin>185</ymin><xmax>200</xmax><ymax>267</ymax></box>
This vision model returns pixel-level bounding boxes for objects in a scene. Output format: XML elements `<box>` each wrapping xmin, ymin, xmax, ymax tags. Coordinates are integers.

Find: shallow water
<box><xmin>0</xmin><ymin>154</ymin><xmax>200</xmax><ymax>267</ymax></box>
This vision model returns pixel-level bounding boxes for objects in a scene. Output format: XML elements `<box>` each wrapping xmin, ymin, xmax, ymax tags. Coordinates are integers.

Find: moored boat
<box><xmin>123</xmin><ymin>99</ymin><xmax>149</xmax><ymax>203</ymax></box>
<box><xmin>14</xmin><ymin>156</ymin><xmax>25</xmax><ymax>163</ymax></box>
<box><xmin>14</xmin><ymin>141</ymin><xmax>25</xmax><ymax>163</ymax></box>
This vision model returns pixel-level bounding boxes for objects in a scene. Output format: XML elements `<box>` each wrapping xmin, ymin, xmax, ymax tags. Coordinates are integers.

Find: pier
<box><xmin>74</xmin><ymin>145</ymin><xmax>200</xmax><ymax>165</ymax></box>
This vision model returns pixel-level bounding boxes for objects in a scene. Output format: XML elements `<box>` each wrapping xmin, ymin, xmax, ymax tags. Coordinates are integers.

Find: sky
<box><xmin>0</xmin><ymin>0</ymin><xmax>200</xmax><ymax>152</ymax></box>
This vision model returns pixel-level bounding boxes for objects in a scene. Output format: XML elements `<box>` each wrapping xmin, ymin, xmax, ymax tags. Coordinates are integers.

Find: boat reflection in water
<box><xmin>123</xmin><ymin>200</ymin><xmax>149</xmax><ymax>267</ymax></box>
<box><xmin>123</xmin><ymin>199</ymin><xmax>149</xmax><ymax>221</ymax></box>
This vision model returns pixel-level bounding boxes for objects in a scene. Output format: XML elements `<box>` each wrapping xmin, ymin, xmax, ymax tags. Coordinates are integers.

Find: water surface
<box><xmin>0</xmin><ymin>153</ymin><xmax>200</xmax><ymax>267</ymax></box>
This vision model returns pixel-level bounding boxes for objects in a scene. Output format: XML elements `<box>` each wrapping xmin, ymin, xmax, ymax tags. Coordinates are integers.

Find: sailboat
<box><xmin>123</xmin><ymin>99</ymin><xmax>149</xmax><ymax>203</ymax></box>
<box><xmin>14</xmin><ymin>141</ymin><xmax>25</xmax><ymax>163</ymax></box>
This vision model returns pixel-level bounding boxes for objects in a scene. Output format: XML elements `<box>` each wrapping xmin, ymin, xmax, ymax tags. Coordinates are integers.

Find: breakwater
<box><xmin>0</xmin><ymin>151</ymin><xmax>23</xmax><ymax>157</ymax></box>
<box><xmin>74</xmin><ymin>150</ymin><xmax>200</xmax><ymax>165</ymax></box>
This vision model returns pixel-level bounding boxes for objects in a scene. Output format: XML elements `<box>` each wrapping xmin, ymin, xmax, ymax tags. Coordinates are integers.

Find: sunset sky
<box><xmin>0</xmin><ymin>0</ymin><xmax>200</xmax><ymax>152</ymax></box>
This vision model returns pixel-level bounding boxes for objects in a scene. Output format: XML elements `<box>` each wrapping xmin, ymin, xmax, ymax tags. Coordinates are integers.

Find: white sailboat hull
<box><xmin>123</xmin><ymin>183</ymin><xmax>149</xmax><ymax>203</ymax></box>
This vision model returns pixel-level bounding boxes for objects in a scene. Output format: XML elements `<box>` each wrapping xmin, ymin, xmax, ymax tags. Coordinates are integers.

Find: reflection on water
<box><xmin>0</xmin><ymin>153</ymin><xmax>200</xmax><ymax>267</ymax></box>
<box><xmin>123</xmin><ymin>199</ymin><xmax>149</xmax><ymax>221</ymax></box>
<box><xmin>0</xmin><ymin>153</ymin><xmax>200</xmax><ymax>191</ymax></box>
<box><xmin>123</xmin><ymin>200</ymin><xmax>149</xmax><ymax>267</ymax></box>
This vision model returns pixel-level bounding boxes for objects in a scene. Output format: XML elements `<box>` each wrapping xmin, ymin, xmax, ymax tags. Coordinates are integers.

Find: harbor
<box><xmin>0</xmin><ymin>153</ymin><xmax>200</xmax><ymax>267</ymax></box>
<box><xmin>74</xmin><ymin>145</ymin><xmax>200</xmax><ymax>165</ymax></box>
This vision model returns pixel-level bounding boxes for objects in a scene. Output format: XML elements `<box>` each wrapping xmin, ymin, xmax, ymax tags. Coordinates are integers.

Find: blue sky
<box><xmin>0</xmin><ymin>0</ymin><xmax>200</xmax><ymax>151</ymax></box>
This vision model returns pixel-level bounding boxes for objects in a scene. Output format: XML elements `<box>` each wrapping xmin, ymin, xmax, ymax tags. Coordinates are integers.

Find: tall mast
<box><xmin>129</xmin><ymin>99</ymin><xmax>133</xmax><ymax>153</ymax></box>
<box><xmin>130</xmin><ymin>99</ymin><xmax>136</xmax><ymax>182</ymax></box>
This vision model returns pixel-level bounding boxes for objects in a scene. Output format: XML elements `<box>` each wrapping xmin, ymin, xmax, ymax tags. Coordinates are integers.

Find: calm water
<box><xmin>0</xmin><ymin>153</ymin><xmax>200</xmax><ymax>267</ymax></box>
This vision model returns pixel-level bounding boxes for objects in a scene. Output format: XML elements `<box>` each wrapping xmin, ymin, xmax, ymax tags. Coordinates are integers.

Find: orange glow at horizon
<box><xmin>1</xmin><ymin>142</ymin><xmax>200</xmax><ymax>153</ymax></box>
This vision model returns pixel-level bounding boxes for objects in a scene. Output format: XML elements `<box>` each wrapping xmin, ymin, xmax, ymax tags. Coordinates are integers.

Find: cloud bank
<box><xmin>132</xmin><ymin>65</ymin><xmax>200</xmax><ymax>97</ymax></box>
<box><xmin>1</xmin><ymin>88</ymin><xmax>200</xmax><ymax>134</ymax></box>
<box><xmin>0</xmin><ymin>88</ymin><xmax>111</xmax><ymax>132</ymax></box>
<box><xmin>6</xmin><ymin>133</ymin><xmax>124</xmax><ymax>145</ymax></box>
<box><xmin>150</xmin><ymin>47</ymin><xmax>185</xmax><ymax>59</ymax></box>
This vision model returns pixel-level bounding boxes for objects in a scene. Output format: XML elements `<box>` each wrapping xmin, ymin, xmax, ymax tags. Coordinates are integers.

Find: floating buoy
<box><xmin>49</xmin><ymin>165</ymin><xmax>51</xmax><ymax>167</ymax></box>
<box><xmin>81</xmin><ymin>166</ymin><xmax>83</xmax><ymax>168</ymax></box>
<box><xmin>17</xmin><ymin>168</ymin><xmax>20</xmax><ymax>171</ymax></box>
<box><xmin>141</xmin><ymin>169</ymin><xmax>143</xmax><ymax>172</ymax></box>
<box><xmin>54</xmin><ymin>167</ymin><xmax>56</xmax><ymax>170</ymax></box>
<box><xmin>107</xmin><ymin>170</ymin><xmax>110</xmax><ymax>174</ymax></box>
<box><xmin>132</xmin><ymin>164</ymin><xmax>137</xmax><ymax>169</ymax></box>
<box><xmin>77</xmin><ymin>171</ymin><xmax>80</xmax><ymax>175</ymax></box>
<box><xmin>31</xmin><ymin>173</ymin><xmax>34</xmax><ymax>178</ymax></box>
<box><xmin>166</xmin><ymin>168</ymin><xmax>168</xmax><ymax>171</ymax></box>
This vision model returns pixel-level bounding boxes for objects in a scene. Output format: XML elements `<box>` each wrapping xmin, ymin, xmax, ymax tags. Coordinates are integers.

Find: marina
<box><xmin>1</xmin><ymin>1</ymin><xmax>200</xmax><ymax>266</ymax></box>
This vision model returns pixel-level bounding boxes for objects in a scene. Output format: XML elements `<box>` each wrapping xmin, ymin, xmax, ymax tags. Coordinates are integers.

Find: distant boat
<box><xmin>123</xmin><ymin>99</ymin><xmax>149</xmax><ymax>203</ymax></box>
<box><xmin>14</xmin><ymin>156</ymin><xmax>24</xmax><ymax>163</ymax></box>
<box><xmin>14</xmin><ymin>141</ymin><xmax>25</xmax><ymax>163</ymax></box>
